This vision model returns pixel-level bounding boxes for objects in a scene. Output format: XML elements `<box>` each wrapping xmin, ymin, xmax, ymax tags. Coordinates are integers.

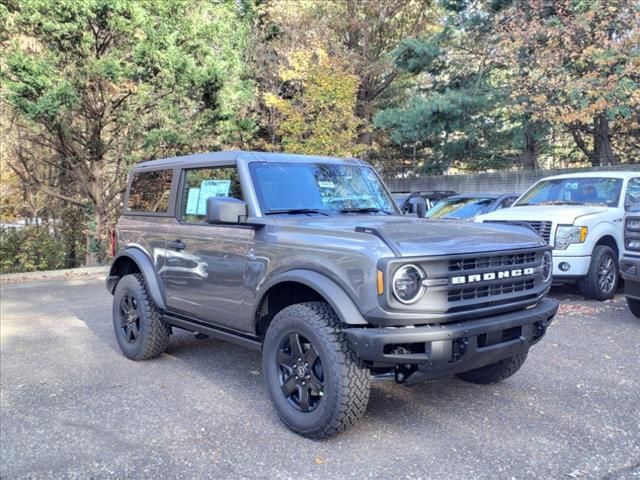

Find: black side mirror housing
<box><xmin>206</xmin><ymin>197</ymin><xmax>248</xmax><ymax>224</ymax></box>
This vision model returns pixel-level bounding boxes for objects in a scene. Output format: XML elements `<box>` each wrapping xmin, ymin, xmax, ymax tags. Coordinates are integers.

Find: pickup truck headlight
<box><xmin>392</xmin><ymin>264</ymin><xmax>425</xmax><ymax>304</ymax></box>
<box><xmin>626</xmin><ymin>218</ymin><xmax>640</xmax><ymax>231</ymax></box>
<box><xmin>555</xmin><ymin>226</ymin><xmax>588</xmax><ymax>250</ymax></box>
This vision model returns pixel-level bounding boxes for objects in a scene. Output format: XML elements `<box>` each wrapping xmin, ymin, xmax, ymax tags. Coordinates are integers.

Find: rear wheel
<box><xmin>579</xmin><ymin>245</ymin><xmax>619</xmax><ymax>301</ymax></box>
<box><xmin>456</xmin><ymin>352</ymin><xmax>528</xmax><ymax>385</ymax></box>
<box><xmin>112</xmin><ymin>274</ymin><xmax>170</xmax><ymax>360</ymax></box>
<box><xmin>627</xmin><ymin>297</ymin><xmax>640</xmax><ymax>318</ymax></box>
<box><xmin>262</xmin><ymin>302</ymin><xmax>370</xmax><ymax>439</ymax></box>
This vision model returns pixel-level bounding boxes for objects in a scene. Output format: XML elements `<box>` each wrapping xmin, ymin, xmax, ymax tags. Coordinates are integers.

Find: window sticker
<box><xmin>185</xmin><ymin>188</ymin><xmax>200</xmax><ymax>215</ymax></box>
<box><xmin>196</xmin><ymin>179</ymin><xmax>231</xmax><ymax>215</ymax></box>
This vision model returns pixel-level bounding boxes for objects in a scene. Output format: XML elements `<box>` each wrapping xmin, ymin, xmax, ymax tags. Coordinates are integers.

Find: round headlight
<box><xmin>392</xmin><ymin>264</ymin><xmax>425</xmax><ymax>304</ymax></box>
<box><xmin>542</xmin><ymin>251</ymin><xmax>552</xmax><ymax>283</ymax></box>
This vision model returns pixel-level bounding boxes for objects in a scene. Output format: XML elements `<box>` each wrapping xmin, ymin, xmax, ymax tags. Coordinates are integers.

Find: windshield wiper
<box><xmin>340</xmin><ymin>207</ymin><xmax>393</xmax><ymax>215</ymax></box>
<box><xmin>265</xmin><ymin>208</ymin><xmax>331</xmax><ymax>216</ymax></box>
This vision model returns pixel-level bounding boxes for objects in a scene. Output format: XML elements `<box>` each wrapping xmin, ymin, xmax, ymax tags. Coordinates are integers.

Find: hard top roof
<box><xmin>133</xmin><ymin>151</ymin><xmax>367</xmax><ymax>170</ymax></box>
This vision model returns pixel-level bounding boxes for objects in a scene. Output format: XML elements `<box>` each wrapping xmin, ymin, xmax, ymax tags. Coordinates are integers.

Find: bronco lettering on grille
<box><xmin>451</xmin><ymin>267</ymin><xmax>535</xmax><ymax>285</ymax></box>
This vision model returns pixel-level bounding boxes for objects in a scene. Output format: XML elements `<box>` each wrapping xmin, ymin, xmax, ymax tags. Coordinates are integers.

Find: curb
<box><xmin>0</xmin><ymin>266</ymin><xmax>109</xmax><ymax>285</ymax></box>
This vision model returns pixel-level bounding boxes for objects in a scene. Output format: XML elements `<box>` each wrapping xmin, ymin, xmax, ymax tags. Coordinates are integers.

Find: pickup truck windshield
<box><xmin>250</xmin><ymin>162</ymin><xmax>397</xmax><ymax>215</ymax></box>
<box><xmin>516</xmin><ymin>177</ymin><xmax>622</xmax><ymax>207</ymax></box>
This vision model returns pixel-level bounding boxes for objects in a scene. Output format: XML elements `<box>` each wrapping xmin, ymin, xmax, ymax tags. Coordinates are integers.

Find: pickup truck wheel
<box><xmin>262</xmin><ymin>302</ymin><xmax>370</xmax><ymax>439</ymax></box>
<box><xmin>579</xmin><ymin>245</ymin><xmax>619</xmax><ymax>301</ymax></box>
<box><xmin>112</xmin><ymin>274</ymin><xmax>170</xmax><ymax>360</ymax></box>
<box><xmin>627</xmin><ymin>297</ymin><xmax>640</xmax><ymax>318</ymax></box>
<box><xmin>455</xmin><ymin>352</ymin><xmax>528</xmax><ymax>385</ymax></box>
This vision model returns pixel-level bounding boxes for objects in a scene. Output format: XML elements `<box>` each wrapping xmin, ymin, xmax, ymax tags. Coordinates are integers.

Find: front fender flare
<box><xmin>106</xmin><ymin>248</ymin><xmax>166</xmax><ymax>310</ymax></box>
<box><xmin>256</xmin><ymin>269</ymin><xmax>368</xmax><ymax>325</ymax></box>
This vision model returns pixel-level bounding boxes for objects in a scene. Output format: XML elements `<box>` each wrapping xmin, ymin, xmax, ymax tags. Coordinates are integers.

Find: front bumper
<box><xmin>621</xmin><ymin>255</ymin><xmax>640</xmax><ymax>300</ymax></box>
<box><xmin>345</xmin><ymin>298</ymin><xmax>559</xmax><ymax>384</ymax></box>
<box><xmin>552</xmin><ymin>254</ymin><xmax>591</xmax><ymax>277</ymax></box>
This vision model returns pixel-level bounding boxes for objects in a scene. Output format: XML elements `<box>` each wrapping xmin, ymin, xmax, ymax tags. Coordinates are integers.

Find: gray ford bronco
<box><xmin>107</xmin><ymin>151</ymin><xmax>558</xmax><ymax>438</ymax></box>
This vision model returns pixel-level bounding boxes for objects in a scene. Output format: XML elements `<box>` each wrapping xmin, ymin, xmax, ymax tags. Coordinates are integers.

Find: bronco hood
<box><xmin>274</xmin><ymin>216</ymin><xmax>545</xmax><ymax>257</ymax></box>
<box><xmin>477</xmin><ymin>205</ymin><xmax>609</xmax><ymax>224</ymax></box>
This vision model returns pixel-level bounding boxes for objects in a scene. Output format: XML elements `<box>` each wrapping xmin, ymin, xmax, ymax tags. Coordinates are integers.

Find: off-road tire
<box><xmin>456</xmin><ymin>351</ymin><xmax>528</xmax><ymax>385</ymax></box>
<box><xmin>262</xmin><ymin>301</ymin><xmax>370</xmax><ymax>439</ymax></box>
<box><xmin>627</xmin><ymin>297</ymin><xmax>640</xmax><ymax>318</ymax></box>
<box><xmin>112</xmin><ymin>274</ymin><xmax>170</xmax><ymax>360</ymax></box>
<box><xmin>579</xmin><ymin>245</ymin><xmax>619</xmax><ymax>301</ymax></box>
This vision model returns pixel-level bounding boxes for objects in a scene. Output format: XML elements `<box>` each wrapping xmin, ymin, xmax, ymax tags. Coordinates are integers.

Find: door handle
<box><xmin>167</xmin><ymin>239</ymin><xmax>186</xmax><ymax>250</ymax></box>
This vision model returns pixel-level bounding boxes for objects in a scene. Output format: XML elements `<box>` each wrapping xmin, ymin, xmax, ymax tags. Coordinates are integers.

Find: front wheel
<box><xmin>456</xmin><ymin>352</ymin><xmax>528</xmax><ymax>385</ymax></box>
<box><xmin>262</xmin><ymin>302</ymin><xmax>370</xmax><ymax>439</ymax></box>
<box><xmin>579</xmin><ymin>245</ymin><xmax>619</xmax><ymax>301</ymax></box>
<box><xmin>627</xmin><ymin>297</ymin><xmax>640</xmax><ymax>318</ymax></box>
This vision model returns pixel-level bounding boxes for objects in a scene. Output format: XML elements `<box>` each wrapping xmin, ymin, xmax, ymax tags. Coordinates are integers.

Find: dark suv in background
<box><xmin>107</xmin><ymin>151</ymin><xmax>558</xmax><ymax>438</ymax></box>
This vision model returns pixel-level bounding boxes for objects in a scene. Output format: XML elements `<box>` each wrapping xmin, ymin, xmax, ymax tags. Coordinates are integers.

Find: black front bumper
<box><xmin>620</xmin><ymin>255</ymin><xmax>640</xmax><ymax>300</ymax></box>
<box><xmin>345</xmin><ymin>298</ymin><xmax>558</xmax><ymax>384</ymax></box>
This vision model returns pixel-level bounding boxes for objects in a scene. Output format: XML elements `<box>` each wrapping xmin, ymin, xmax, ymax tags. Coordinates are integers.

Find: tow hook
<box><xmin>394</xmin><ymin>364</ymin><xmax>416</xmax><ymax>384</ymax></box>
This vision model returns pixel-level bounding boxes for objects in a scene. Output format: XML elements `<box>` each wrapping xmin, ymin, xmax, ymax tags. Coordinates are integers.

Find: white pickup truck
<box><xmin>477</xmin><ymin>171</ymin><xmax>640</xmax><ymax>300</ymax></box>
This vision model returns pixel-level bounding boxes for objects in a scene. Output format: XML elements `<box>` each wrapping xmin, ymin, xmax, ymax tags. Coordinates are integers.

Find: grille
<box><xmin>449</xmin><ymin>252</ymin><xmax>536</xmax><ymax>272</ymax></box>
<box><xmin>485</xmin><ymin>220</ymin><xmax>552</xmax><ymax>243</ymax></box>
<box><xmin>448</xmin><ymin>279</ymin><xmax>535</xmax><ymax>302</ymax></box>
<box><xmin>526</xmin><ymin>221</ymin><xmax>553</xmax><ymax>243</ymax></box>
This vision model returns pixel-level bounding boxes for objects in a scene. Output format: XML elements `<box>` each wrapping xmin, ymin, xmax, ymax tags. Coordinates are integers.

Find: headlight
<box><xmin>392</xmin><ymin>264</ymin><xmax>425</xmax><ymax>304</ymax></box>
<box><xmin>542</xmin><ymin>251</ymin><xmax>553</xmax><ymax>282</ymax></box>
<box><xmin>555</xmin><ymin>226</ymin><xmax>588</xmax><ymax>250</ymax></box>
<box><xmin>626</xmin><ymin>239</ymin><xmax>640</xmax><ymax>251</ymax></box>
<box><xmin>626</xmin><ymin>218</ymin><xmax>640</xmax><ymax>231</ymax></box>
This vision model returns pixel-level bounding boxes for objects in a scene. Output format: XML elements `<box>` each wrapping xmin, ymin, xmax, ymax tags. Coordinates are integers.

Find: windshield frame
<box><xmin>515</xmin><ymin>177</ymin><xmax>624</xmax><ymax>208</ymax></box>
<box><xmin>248</xmin><ymin>161</ymin><xmax>401</xmax><ymax>217</ymax></box>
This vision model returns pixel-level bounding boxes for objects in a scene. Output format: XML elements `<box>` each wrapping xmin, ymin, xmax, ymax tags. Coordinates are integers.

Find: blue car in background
<box><xmin>425</xmin><ymin>193</ymin><xmax>519</xmax><ymax>220</ymax></box>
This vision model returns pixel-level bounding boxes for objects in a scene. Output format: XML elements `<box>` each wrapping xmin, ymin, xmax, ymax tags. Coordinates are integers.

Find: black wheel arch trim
<box><xmin>106</xmin><ymin>247</ymin><xmax>166</xmax><ymax>310</ymax></box>
<box><xmin>253</xmin><ymin>269</ymin><xmax>368</xmax><ymax>326</ymax></box>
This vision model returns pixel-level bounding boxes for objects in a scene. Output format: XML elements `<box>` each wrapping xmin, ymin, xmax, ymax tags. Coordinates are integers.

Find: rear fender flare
<box><xmin>107</xmin><ymin>247</ymin><xmax>166</xmax><ymax>310</ymax></box>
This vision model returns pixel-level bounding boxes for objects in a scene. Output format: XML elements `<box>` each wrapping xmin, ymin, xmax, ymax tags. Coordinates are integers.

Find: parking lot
<box><xmin>1</xmin><ymin>278</ymin><xmax>639</xmax><ymax>479</ymax></box>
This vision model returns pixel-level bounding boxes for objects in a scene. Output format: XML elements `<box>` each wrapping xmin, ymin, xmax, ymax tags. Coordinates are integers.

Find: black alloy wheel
<box><xmin>277</xmin><ymin>332</ymin><xmax>324</xmax><ymax>412</ymax></box>
<box><xmin>119</xmin><ymin>293</ymin><xmax>141</xmax><ymax>344</ymax></box>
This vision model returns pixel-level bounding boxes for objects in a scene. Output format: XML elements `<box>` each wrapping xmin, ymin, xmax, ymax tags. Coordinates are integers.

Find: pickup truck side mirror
<box><xmin>206</xmin><ymin>197</ymin><xmax>247</xmax><ymax>224</ymax></box>
<box><xmin>415</xmin><ymin>197</ymin><xmax>427</xmax><ymax>218</ymax></box>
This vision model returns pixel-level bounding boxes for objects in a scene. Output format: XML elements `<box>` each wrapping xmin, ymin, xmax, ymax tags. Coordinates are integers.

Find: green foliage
<box><xmin>0</xmin><ymin>226</ymin><xmax>68</xmax><ymax>273</ymax></box>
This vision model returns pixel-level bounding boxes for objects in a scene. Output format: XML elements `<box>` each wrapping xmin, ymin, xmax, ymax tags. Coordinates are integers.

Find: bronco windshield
<box><xmin>250</xmin><ymin>162</ymin><xmax>397</xmax><ymax>215</ymax></box>
<box><xmin>516</xmin><ymin>177</ymin><xmax>622</xmax><ymax>208</ymax></box>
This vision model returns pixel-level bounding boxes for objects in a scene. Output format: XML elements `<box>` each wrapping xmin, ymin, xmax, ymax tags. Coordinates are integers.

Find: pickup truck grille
<box><xmin>484</xmin><ymin>220</ymin><xmax>552</xmax><ymax>243</ymax></box>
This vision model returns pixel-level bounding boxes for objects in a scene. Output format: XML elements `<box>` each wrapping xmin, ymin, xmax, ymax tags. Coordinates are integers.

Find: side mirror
<box><xmin>415</xmin><ymin>197</ymin><xmax>427</xmax><ymax>218</ymax></box>
<box><xmin>206</xmin><ymin>197</ymin><xmax>247</xmax><ymax>224</ymax></box>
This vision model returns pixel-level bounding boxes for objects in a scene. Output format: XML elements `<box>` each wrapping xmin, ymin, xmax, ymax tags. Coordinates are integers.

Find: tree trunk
<box><xmin>519</xmin><ymin>120</ymin><xmax>539</xmax><ymax>170</ymax></box>
<box><xmin>593</xmin><ymin>113</ymin><xmax>617</xmax><ymax>166</ymax></box>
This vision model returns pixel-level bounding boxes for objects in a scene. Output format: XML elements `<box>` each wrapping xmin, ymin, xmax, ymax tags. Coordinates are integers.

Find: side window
<box><xmin>127</xmin><ymin>169</ymin><xmax>173</xmax><ymax>213</ymax></box>
<box><xmin>180</xmin><ymin>166</ymin><xmax>243</xmax><ymax>222</ymax></box>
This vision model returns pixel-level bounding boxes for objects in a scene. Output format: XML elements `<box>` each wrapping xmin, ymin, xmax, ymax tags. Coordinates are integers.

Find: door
<box><xmin>163</xmin><ymin>165</ymin><xmax>253</xmax><ymax>332</ymax></box>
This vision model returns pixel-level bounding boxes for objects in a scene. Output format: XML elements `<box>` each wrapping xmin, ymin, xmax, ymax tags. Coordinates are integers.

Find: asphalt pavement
<box><xmin>1</xmin><ymin>278</ymin><xmax>639</xmax><ymax>479</ymax></box>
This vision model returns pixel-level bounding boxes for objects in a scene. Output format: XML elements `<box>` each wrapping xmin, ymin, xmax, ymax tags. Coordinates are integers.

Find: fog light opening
<box><xmin>559</xmin><ymin>262</ymin><xmax>571</xmax><ymax>272</ymax></box>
